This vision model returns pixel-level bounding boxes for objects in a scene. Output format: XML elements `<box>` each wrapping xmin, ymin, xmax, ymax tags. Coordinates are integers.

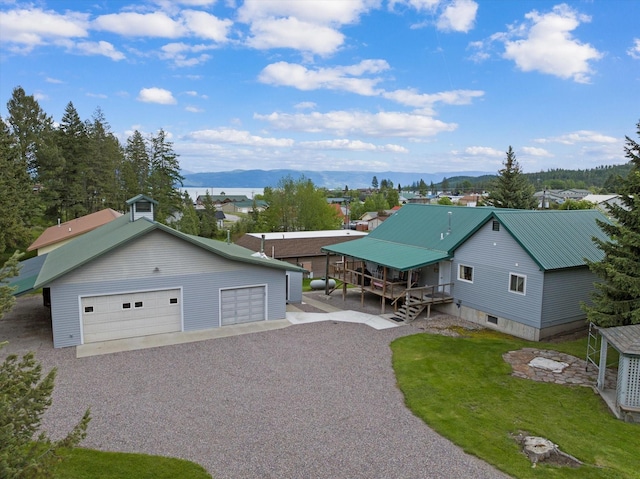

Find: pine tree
<box><xmin>0</xmin><ymin>121</ymin><xmax>32</xmax><ymax>251</ymax></box>
<box><xmin>121</xmin><ymin>130</ymin><xmax>151</xmax><ymax>203</ymax></box>
<box><xmin>198</xmin><ymin>192</ymin><xmax>218</xmax><ymax>238</ymax></box>
<box><xmin>176</xmin><ymin>192</ymin><xmax>200</xmax><ymax>235</ymax></box>
<box><xmin>486</xmin><ymin>146</ymin><xmax>536</xmax><ymax>209</ymax></box>
<box><xmin>57</xmin><ymin>102</ymin><xmax>90</xmax><ymax>219</ymax></box>
<box><xmin>584</xmin><ymin>121</ymin><xmax>640</xmax><ymax>327</ymax></box>
<box><xmin>147</xmin><ymin>129</ymin><xmax>183</xmax><ymax>223</ymax></box>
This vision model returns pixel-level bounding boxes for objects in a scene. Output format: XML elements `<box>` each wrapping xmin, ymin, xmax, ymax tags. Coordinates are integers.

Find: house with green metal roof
<box><xmin>322</xmin><ymin>204</ymin><xmax>610</xmax><ymax>341</ymax></box>
<box><xmin>13</xmin><ymin>195</ymin><xmax>305</xmax><ymax>349</ymax></box>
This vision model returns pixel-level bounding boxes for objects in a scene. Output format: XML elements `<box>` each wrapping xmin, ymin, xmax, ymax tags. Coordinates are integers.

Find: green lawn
<box><xmin>391</xmin><ymin>330</ymin><xmax>639</xmax><ymax>479</ymax></box>
<box><xmin>53</xmin><ymin>448</ymin><xmax>211</xmax><ymax>479</ymax></box>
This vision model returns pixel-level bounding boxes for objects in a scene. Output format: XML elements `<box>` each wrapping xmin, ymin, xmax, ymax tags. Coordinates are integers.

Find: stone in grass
<box><xmin>514</xmin><ymin>434</ymin><xmax>583</xmax><ymax>468</ymax></box>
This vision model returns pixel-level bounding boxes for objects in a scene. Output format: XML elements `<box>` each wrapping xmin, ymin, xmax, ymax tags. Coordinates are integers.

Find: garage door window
<box><xmin>122</xmin><ymin>302</ymin><xmax>131</xmax><ymax>309</ymax></box>
<box><xmin>135</xmin><ymin>301</ymin><xmax>143</xmax><ymax>308</ymax></box>
<box><xmin>84</xmin><ymin>306</ymin><xmax>94</xmax><ymax>313</ymax></box>
<box><xmin>169</xmin><ymin>298</ymin><xmax>178</xmax><ymax>304</ymax></box>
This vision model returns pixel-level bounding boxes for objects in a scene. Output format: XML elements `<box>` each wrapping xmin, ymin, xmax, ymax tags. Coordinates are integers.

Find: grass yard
<box><xmin>391</xmin><ymin>330</ymin><xmax>639</xmax><ymax>479</ymax></box>
<box><xmin>53</xmin><ymin>448</ymin><xmax>212</xmax><ymax>479</ymax></box>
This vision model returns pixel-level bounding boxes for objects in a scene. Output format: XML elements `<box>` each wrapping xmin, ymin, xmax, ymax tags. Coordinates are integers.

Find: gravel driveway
<box><xmin>3</xmin><ymin>296</ymin><xmax>509</xmax><ymax>479</ymax></box>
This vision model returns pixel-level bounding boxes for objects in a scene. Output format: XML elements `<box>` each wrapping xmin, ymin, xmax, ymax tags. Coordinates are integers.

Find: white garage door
<box><xmin>220</xmin><ymin>286</ymin><xmax>266</xmax><ymax>326</ymax></box>
<box><xmin>82</xmin><ymin>289</ymin><xmax>182</xmax><ymax>343</ymax></box>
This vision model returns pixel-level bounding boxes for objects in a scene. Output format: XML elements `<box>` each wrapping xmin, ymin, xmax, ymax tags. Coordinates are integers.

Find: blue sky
<box><xmin>1</xmin><ymin>0</ymin><xmax>638</xmax><ymax>176</ymax></box>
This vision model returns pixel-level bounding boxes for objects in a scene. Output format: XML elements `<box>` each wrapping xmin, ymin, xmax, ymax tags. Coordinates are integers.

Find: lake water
<box><xmin>180</xmin><ymin>187</ymin><xmax>264</xmax><ymax>200</ymax></box>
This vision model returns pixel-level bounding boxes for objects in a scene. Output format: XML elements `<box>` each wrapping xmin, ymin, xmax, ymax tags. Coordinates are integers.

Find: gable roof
<box><xmin>33</xmin><ymin>214</ymin><xmax>304</xmax><ymax>289</ymax></box>
<box><xmin>598</xmin><ymin>324</ymin><xmax>640</xmax><ymax>355</ymax></box>
<box><xmin>491</xmin><ymin>209</ymin><xmax>609</xmax><ymax>270</ymax></box>
<box><xmin>28</xmin><ymin>208</ymin><xmax>122</xmax><ymax>251</ymax></box>
<box><xmin>322</xmin><ymin>204</ymin><xmax>609</xmax><ymax>272</ymax></box>
<box><xmin>323</xmin><ymin>204</ymin><xmax>495</xmax><ymax>271</ymax></box>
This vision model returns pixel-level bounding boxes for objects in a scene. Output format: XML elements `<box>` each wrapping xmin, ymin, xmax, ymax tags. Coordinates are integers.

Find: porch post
<box><xmin>597</xmin><ymin>336</ymin><xmax>608</xmax><ymax>390</ymax></box>
<box><xmin>381</xmin><ymin>266</ymin><xmax>387</xmax><ymax>313</ymax></box>
<box><xmin>324</xmin><ymin>252</ymin><xmax>330</xmax><ymax>296</ymax></box>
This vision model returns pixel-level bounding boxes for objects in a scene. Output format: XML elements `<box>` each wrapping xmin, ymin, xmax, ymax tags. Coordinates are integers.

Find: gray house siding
<box><xmin>48</xmin><ymin>230</ymin><xmax>290</xmax><ymax>348</ymax></box>
<box><xmin>287</xmin><ymin>271</ymin><xmax>303</xmax><ymax>303</ymax></box>
<box><xmin>541</xmin><ymin>267</ymin><xmax>594</xmax><ymax>328</ymax></box>
<box><xmin>451</xmin><ymin>220</ymin><xmax>544</xmax><ymax>328</ymax></box>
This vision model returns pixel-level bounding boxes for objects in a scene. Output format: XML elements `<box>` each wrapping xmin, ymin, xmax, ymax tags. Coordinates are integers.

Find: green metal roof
<box><xmin>33</xmin><ymin>215</ymin><xmax>304</xmax><ymax>289</ymax></box>
<box><xmin>491</xmin><ymin>209</ymin><xmax>609</xmax><ymax>270</ymax></box>
<box><xmin>6</xmin><ymin>254</ymin><xmax>48</xmax><ymax>296</ymax></box>
<box><xmin>323</xmin><ymin>204</ymin><xmax>494</xmax><ymax>271</ymax></box>
<box><xmin>322</xmin><ymin>237</ymin><xmax>449</xmax><ymax>271</ymax></box>
<box><xmin>323</xmin><ymin>204</ymin><xmax>610</xmax><ymax>272</ymax></box>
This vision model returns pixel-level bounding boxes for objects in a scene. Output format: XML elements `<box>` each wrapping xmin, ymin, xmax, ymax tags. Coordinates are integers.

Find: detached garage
<box><xmin>27</xmin><ymin>195</ymin><xmax>305</xmax><ymax>349</ymax></box>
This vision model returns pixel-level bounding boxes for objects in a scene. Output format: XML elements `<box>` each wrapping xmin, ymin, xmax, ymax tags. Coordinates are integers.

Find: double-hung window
<box><xmin>458</xmin><ymin>264</ymin><xmax>474</xmax><ymax>283</ymax></box>
<box><xmin>509</xmin><ymin>273</ymin><xmax>526</xmax><ymax>295</ymax></box>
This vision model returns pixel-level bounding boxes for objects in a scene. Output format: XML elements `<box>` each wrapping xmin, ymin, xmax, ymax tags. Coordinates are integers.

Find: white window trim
<box><xmin>509</xmin><ymin>272</ymin><xmax>526</xmax><ymax>295</ymax></box>
<box><xmin>458</xmin><ymin>264</ymin><xmax>474</xmax><ymax>283</ymax></box>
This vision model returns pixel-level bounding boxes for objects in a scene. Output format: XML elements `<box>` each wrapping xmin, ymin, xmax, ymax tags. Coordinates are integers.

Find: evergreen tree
<box><xmin>371</xmin><ymin>176</ymin><xmax>378</xmax><ymax>189</ymax></box>
<box><xmin>147</xmin><ymin>129</ymin><xmax>183</xmax><ymax>223</ymax></box>
<box><xmin>86</xmin><ymin>108</ymin><xmax>123</xmax><ymax>212</ymax></box>
<box><xmin>122</xmin><ymin>130</ymin><xmax>150</xmax><ymax>202</ymax></box>
<box><xmin>176</xmin><ymin>192</ymin><xmax>200</xmax><ymax>235</ymax></box>
<box><xmin>485</xmin><ymin>146</ymin><xmax>536</xmax><ymax>209</ymax></box>
<box><xmin>198</xmin><ymin>192</ymin><xmax>219</xmax><ymax>238</ymax></box>
<box><xmin>0</xmin><ymin>121</ymin><xmax>32</xmax><ymax>251</ymax></box>
<box><xmin>0</xmin><ymin>344</ymin><xmax>91</xmax><ymax>478</ymax></box>
<box><xmin>0</xmin><ymin>251</ymin><xmax>22</xmax><ymax>318</ymax></box>
<box><xmin>57</xmin><ymin>102</ymin><xmax>90</xmax><ymax>219</ymax></box>
<box><xmin>5</xmin><ymin>86</ymin><xmax>51</xmax><ymax>178</ymax></box>
<box><xmin>584</xmin><ymin>121</ymin><xmax>640</xmax><ymax>327</ymax></box>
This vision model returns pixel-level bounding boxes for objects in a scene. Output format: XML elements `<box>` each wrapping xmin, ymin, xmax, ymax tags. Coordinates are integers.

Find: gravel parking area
<box><xmin>3</xmin><ymin>294</ymin><xmax>508</xmax><ymax>479</ymax></box>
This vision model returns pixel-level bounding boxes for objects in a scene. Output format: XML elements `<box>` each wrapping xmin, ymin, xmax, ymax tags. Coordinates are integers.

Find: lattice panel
<box><xmin>625</xmin><ymin>356</ymin><xmax>640</xmax><ymax>408</ymax></box>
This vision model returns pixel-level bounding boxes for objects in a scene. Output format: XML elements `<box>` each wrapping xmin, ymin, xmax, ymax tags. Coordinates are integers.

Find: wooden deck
<box><xmin>327</xmin><ymin>260</ymin><xmax>453</xmax><ymax>315</ymax></box>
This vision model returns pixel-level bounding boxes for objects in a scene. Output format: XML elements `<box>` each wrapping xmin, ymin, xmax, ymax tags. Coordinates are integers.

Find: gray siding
<box><xmin>49</xmin><ymin>231</ymin><xmax>290</xmax><ymax>348</ymax></box>
<box><xmin>452</xmin><ymin>220</ymin><xmax>544</xmax><ymax>328</ymax></box>
<box><xmin>287</xmin><ymin>271</ymin><xmax>303</xmax><ymax>303</ymax></box>
<box><xmin>541</xmin><ymin>267</ymin><xmax>595</xmax><ymax>327</ymax></box>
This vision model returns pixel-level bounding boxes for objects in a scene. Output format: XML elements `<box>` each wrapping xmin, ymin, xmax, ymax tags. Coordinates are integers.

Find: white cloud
<box><xmin>0</xmin><ymin>7</ymin><xmax>89</xmax><ymax>51</ymax></box>
<box><xmin>238</xmin><ymin>0</ymin><xmax>376</xmax><ymax>25</ymax></box>
<box><xmin>245</xmin><ymin>17</ymin><xmax>345</xmax><ymax>56</ymax></box>
<box><xmin>255</xmin><ymin>110</ymin><xmax>457</xmax><ymax>138</ymax></box>
<box><xmin>437</xmin><ymin>0</ymin><xmax>478</xmax><ymax>33</ymax></box>
<box><xmin>186</xmin><ymin>128</ymin><xmax>295</xmax><ymax>147</ymax></box>
<box><xmin>45</xmin><ymin>77</ymin><xmax>64</xmax><ymax>84</ymax></box>
<box><xmin>502</xmin><ymin>4</ymin><xmax>602</xmax><ymax>83</ymax></box>
<box><xmin>75</xmin><ymin>40</ymin><xmax>125</xmax><ymax>61</ymax></box>
<box><xmin>521</xmin><ymin>146</ymin><xmax>553</xmax><ymax>157</ymax></box>
<box><xmin>258</xmin><ymin>60</ymin><xmax>389</xmax><ymax>95</ymax></box>
<box><xmin>181</xmin><ymin>10</ymin><xmax>232</xmax><ymax>42</ymax></box>
<box><xmin>94</xmin><ymin>11</ymin><xmax>186</xmax><ymax>37</ymax></box>
<box><xmin>299</xmin><ymin>139</ymin><xmax>408</xmax><ymax>153</ymax></box>
<box><xmin>535</xmin><ymin>130</ymin><xmax>619</xmax><ymax>145</ymax></box>
<box><xmin>382</xmin><ymin>88</ymin><xmax>484</xmax><ymax>109</ymax></box>
<box><xmin>628</xmin><ymin>38</ymin><xmax>640</xmax><ymax>60</ymax></box>
<box><xmin>464</xmin><ymin>146</ymin><xmax>503</xmax><ymax>157</ymax></box>
<box><xmin>137</xmin><ymin>87</ymin><xmax>177</xmax><ymax>105</ymax></box>
<box><xmin>185</xmin><ymin>106</ymin><xmax>204</xmax><ymax>113</ymax></box>
<box><xmin>160</xmin><ymin>42</ymin><xmax>212</xmax><ymax>66</ymax></box>
<box><xmin>388</xmin><ymin>0</ymin><xmax>441</xmax><ymax>13</ymax></box>
<box><xmin>86</xmin><ymin>92</ymin><xmax>108</xmax><ymax>99</ymax></box>
<box><xmin>295</xmin><ymin>102</ymin><xmax>317</xmax><ymax>110</ymax></box>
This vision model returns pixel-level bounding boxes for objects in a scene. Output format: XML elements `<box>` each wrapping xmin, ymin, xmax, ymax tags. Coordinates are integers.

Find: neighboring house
<box><xmin>220</xmin><ymin>199</ymin><xmax>268</xmax><ymax>214</ymax></box>
<box><xmin>581</xmin><ymin>194</ymin><xmax>624</xmax><ymax>215</ymax></box>
<box><xmin>235</xmin><ymin>230</ymin><xmax>367</xmax><ymax>277</ymax></box>
<box><xmin>323</xmin><ymin>204</ymin><xmax>610</xmax><ymax>341</ymax></box>
<box><xmin>12</xmin><ymin>195</ymin><xmax>304</xmax><ymax>349</ymax></box>
<box><xmin>28</xmin><ymin>208</ymin><xmax>122</xmax><ymax>256</ymax></box>
<box><xmin>534</xmin><ymin>189</ymin><xmax>592</xmax><ymax>207</ymax></box>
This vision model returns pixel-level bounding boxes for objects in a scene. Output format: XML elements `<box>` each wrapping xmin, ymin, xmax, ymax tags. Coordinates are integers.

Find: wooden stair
<box><xmin>395</xmin><ymin>297</ymin><xmax>428</xmax><ymax>322</ymax></box>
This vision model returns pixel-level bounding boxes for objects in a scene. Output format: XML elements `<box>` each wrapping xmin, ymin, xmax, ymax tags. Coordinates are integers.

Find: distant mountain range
<box><xmin>182</xmin><ymin>169</ymin><xmax>493</xmax><ymax>190</ymax></box>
